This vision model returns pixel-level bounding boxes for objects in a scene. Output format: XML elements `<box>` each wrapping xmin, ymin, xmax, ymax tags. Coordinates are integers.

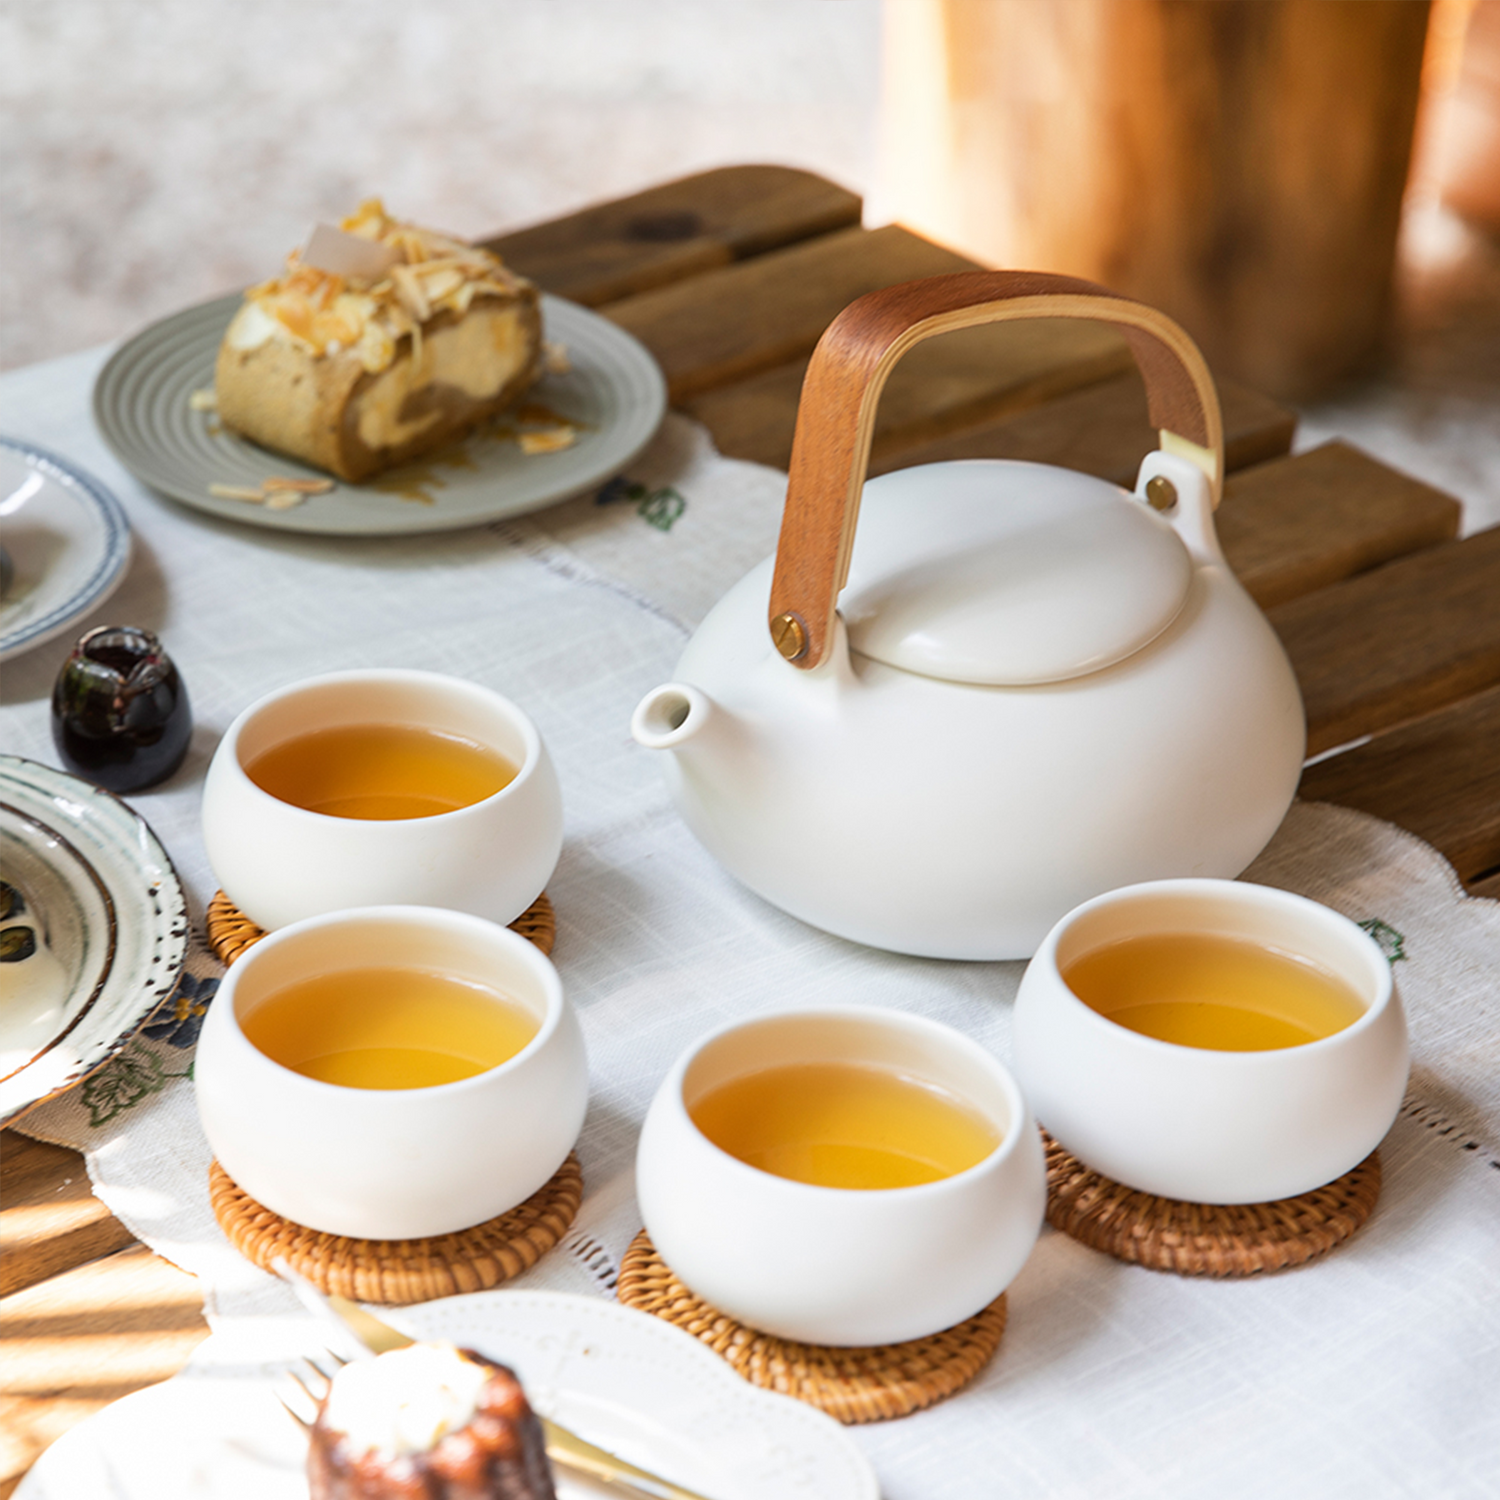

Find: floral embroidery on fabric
<box><xmin>80</xmin><ymin>1040</ymin><xmax>193</xmax><ymax>1128</ymax></box>
<box><xmin>595</xmin><ymin>475</ymin><xmax>687</xmax><ymax>531</ymax></box>
<box><xmin>142</xmin><ymin>971</ymin><xmax>220</xmax><ymax>1050</ymax></box>
<box><xmin>1357</xmin><ymin>918</ymin><xmax>1407</xmax><ymax>964</ymax></box>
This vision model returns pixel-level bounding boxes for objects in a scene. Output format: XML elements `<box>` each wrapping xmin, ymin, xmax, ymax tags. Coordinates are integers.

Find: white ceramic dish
<box><xmin>195</xmin><ymin>907</ymin><xmax>588</xmax><ymax>1239</ymax></box>
<box><xmin>1013</xmin><ymin>878</ymin><xmax>1410</xmax><ymax>1203</ymax></box>
<box><xmin>15</xmin><ymin>1290</ymin><xmax>880</xmax><ymax>1500</ymax></box>
<box><xmin>0</xmin><ymin>755</ymin><xmax>188</xmax><ymax>1124</ymax></box>
<box><xmin>0</xmin><ymin>437</ymin><xmax>131</xmax><ymax>662</ymax></box>
<box><xmin>92</xmin><ymin>292</ymin><xmax>666</xmax><ymax>535</ymax></box>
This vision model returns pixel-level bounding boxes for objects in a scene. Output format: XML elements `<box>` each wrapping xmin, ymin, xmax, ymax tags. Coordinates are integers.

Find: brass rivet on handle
<box><xmin>771</xmin><ymin>612</ymin><xmax>809</xmax><ymax>661</ymax></box>
<box><xmin>1145</xmin><ymin>475</ymin><xmax>1178</xmax><ymax>512</ymax></box>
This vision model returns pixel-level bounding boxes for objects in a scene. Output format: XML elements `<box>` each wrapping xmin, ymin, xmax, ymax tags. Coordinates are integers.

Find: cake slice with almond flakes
<box><xmin>215</xmin><ymin>200</ymin><xmax>542</xmax><ymax>483</ymax></box>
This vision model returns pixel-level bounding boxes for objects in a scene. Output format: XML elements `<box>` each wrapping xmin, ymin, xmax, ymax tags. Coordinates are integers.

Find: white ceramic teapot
<box><xmin>631</xmin><ymin>272</ymin><xmax>1305</xmax><ymax>959</ymax></box>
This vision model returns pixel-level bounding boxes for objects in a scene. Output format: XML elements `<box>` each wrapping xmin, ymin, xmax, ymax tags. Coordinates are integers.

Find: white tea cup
<box><xmin>194</xmin><ymin>905</ymin><xmax>587</xmax><ymax>1239</ymax></box>
<box><xmin>1013</xmin><ymin>879</ymin><xmax>1409</xmax><ymax>1204</ymax></box>
<box><xmin>636</xmin><ymin>1007</ymin><xmax>1045</xmax><ymax>1346</ymax></box>
<box><xmin>202</xmin><ymin>668</ymin><xmax>562</xmax><ymax>932</ymax></box>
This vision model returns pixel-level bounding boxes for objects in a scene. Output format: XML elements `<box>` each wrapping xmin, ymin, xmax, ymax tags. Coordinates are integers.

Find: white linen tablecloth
<box><xmin>4</xmin><ymin>347</ymin><xmax>1500</xmax><ymax>1498</ymax></box>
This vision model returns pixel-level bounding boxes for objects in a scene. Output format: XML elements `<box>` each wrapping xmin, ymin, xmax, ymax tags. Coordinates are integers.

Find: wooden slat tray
<box><xmin>1299</xmin><ymin>683</ymin><xmax>1500</xmax><ymax>886</ymax></box>
<box><xmin>1273</xmin><ymin>524</ymin><xmax>1500</xmax><ymax>757</ymax></box>
<box><xmin>860</xmin><ymin>371</ymin><xmax>1298</xmax><ymax>488</ymax></box>
<box><xmin>483</xmin><ymin>163</ymin><xmax>863</xmax><ymax>307</ymax></box>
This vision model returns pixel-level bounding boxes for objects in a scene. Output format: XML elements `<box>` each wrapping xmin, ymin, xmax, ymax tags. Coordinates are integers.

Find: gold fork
<box><xmin>274</xmin><ymin>1274</ymin><xmax>718</xmax><ymax>1500</ymax></box>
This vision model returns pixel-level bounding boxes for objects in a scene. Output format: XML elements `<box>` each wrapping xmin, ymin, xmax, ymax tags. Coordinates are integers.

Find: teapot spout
<box><xmin>631</xmin><ymin>683</ymin><xmax>717</xmax><ymax>750</ymax></box>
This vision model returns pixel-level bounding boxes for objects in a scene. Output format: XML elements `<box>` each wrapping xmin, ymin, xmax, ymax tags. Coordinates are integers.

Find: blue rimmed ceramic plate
<box><xmin>0</xmin><ymin>756</ymin><xmax>188</xmax><ymax>1124</ymax></box>
<box><xmin>0</xmin><ymin>438</ymin><xmax>132</xmax><ymax>662</ymax></box>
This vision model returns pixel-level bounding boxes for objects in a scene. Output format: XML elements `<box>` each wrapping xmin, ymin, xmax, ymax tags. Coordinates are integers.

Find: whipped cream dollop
<box><xmin>321</xmin><ymin>1342</ymin><xmax>493</xmax><ymax>1457</ymax></box>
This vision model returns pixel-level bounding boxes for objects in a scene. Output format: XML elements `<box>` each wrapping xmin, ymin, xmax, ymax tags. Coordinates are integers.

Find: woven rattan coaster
<box><xmin>206</xmin><ymin>888</ymin><xmax>556</xmax><ymax>967</ymax></box>
<box><xmin>616</xmin><ymin>1230</ymin><xmax>1006</xmax><ymax>1423</ymax></box>
<box><xmin>209</xmin><ymin>1151</ymin><xmax>582</xmax><ymax>1304</ymax></box>
<box><xmin>1043</xmin><ymin>1132</ymin><xmax>1382</xmax><ymax>1276</ymax></box>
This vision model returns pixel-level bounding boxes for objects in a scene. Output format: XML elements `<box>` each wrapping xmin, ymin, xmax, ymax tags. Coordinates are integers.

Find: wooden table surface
<box><xmin>3</xmin><ymin>164</ymin><xmax>1497</xmax><ymax>1494</ymax></box>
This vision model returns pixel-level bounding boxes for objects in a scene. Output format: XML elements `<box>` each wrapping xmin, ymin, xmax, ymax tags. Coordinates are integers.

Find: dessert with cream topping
<box><xmin>308</xmin><ymin>1342</ymin><xmax>556</xmax><ymax>1499</ymax></box>
<box><xmin>215</xmin><ymin>201</ymin><xmax>542</xmax><ymax>483</ymax></box>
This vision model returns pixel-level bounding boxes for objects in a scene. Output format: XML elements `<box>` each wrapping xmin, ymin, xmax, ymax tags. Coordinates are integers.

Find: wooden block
<box><xmin>883</xmin><ymin>0</ymin><xmax>1429</xmax><ymax>400</ymax></box>
<box><xmin>1299</xmin><ymin>685</ymin><xmax>1500</xmax><ymax>885</ymax></box>
<box><xmin>683</xmin><ymin>319</ymin><xmax>1135</xmax><ymax>472</ymax></box>
<box><xmin>1419</xmin><ymin>0</ymin><xmax>1500</xmax><ymax>235</ymax></box>
<box><xmin>1270</xmin><ymin>524</ymin><xmax>1500</xmax><ymax>757</ymax></box>
<box><xmin>481</xmin><ymin>165</ymin><xmax>862</xmax><ymax>307</ymax></box>
<box><xmin>1465</xmin><ymin>870</ymin><xmax>1500</xmax><ymax>902</ymax></box>
<box><xmin>1203</xmin><ymin>379</ymin><xmax>1299</xmax><ymax>476</ymax></box>
<box><xmin>870</xmin><ymin>317</ymin><xmax>1136</xmax><ymax>454</ymax></box>
<box><xmin>0</xmin><ymin>1131</ymin><xmax>134</xmax><ymax>1298</ymax></box>
<box><xmin>1218</xmin><ymin>442</ymin><xmax>1461</xmax><ymax>608</ymax></box>
<box><xmin>679</xmin><ymin>358</ymin><xmax>813</xmax><ymax>468</ymax></box>
<box><xmin>860</xmin><ymin>370</ymin><xmax>1296</xmax><ymax>483</ymax></box>
<box><xmin>0</xmin><ymin>1243</ymin><xmax>207</xmax><ymax>1494</ymax></box>
<box><xmin>601</xmin><ymin>224</ymin><xmax>989</xmax><ymax>401</ymax></box>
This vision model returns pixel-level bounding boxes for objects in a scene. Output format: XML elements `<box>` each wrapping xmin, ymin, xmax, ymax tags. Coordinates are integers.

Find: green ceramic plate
<box><xmin>92</xmin><ymin>292</ymin><xmax>666</xmax><ymax>536</ymax></box>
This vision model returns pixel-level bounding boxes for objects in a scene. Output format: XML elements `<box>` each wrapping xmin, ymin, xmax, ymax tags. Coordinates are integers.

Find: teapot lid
<box><xmin>840</xmin><ymin>460</ymin><xmax>1193</xmax><ymax>686</ymax></box>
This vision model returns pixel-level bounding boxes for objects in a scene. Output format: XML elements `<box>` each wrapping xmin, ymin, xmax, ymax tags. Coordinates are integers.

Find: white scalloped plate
<box><xmin>17</xmin><ymin>1290</ymin><xmax>880</xmax><ymax>1500</ymax></box>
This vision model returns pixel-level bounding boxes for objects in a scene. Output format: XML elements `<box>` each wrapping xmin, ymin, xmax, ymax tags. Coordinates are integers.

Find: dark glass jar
<box><xmin>51</xmin><ymin>626</ymin><xmax>192</xmax><ymax>793</ymax></box>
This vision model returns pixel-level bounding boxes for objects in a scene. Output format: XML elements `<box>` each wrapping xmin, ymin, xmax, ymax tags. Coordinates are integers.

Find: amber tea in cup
<box><xmin>689</xmin><ymin>1060</ymin><xmax>1000</xmax><ymax>1189</ymax></box>
<box><xmin>637</xmin><ymin>1007</ymin><xmax>1046</xmax><ymax>1345</ymax></box>
<box><xmin>244</xmin><ymin>723</ymin><xmax>516</xmax><ymax>820</ymax></box>
<box><xmin>194</xmin><ymin>906</ymin><xmax>588</xmax><ymax>1239</ymax></box>
<box><xmin>202</xmin><ymin>670</ymin><xmax>563</xmax><ymax>932</ymax></box>
<box><xmin>240</xmin><ymin>966</ymin><xmax>539</xmax><ymax>1089</ymax></box>
<box><xmin>1014</xmin><ymin>879</ymin><xmax>1410</xmax><ymax>1203</ymax></box>
<box><xmin>1062</xmin><ymin>930</ymin><xmax>1367</xmax><ymax>1052</ymax></box>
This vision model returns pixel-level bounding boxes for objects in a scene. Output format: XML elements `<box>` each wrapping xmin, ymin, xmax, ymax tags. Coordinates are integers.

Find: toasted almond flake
<box><xmin>188</xmin><ymin>387</ymin><xmax>219</xmax><ymax>411</ymax></box>
<box><xmin>391</xmin><ymin>264</ymin><xmax>432</xmax><ymax>322</ymax></box>
<box><xmin>263</xmin><ymin>476</ymin><xmax>336</xmax><ymax>494</ymax></box>
<box><xmin>418</xmin><ymin>265</ymin><xmax>464</xmax><ymax>303</ymax></box>
<box><xmin>209</xmin><ymin>483</ymin><xmax>269</xmax><ymax>503</ymax></box>
<box><xmin>518</xmin><ymin>426</ymin><xmax>578</xmax><ymax>455</ymax></box>
<box><xmin>542</xmin><ymin>342</ymin><xmax>571</xmax><ymax>375</ymax></box>
<box><xmin>265</xmin><ymin>491</ymin><xmax>307</xmax><ymax>510</ymax></box>
<box><xmin>358</xmin><ymin>320</ymin><xmax>397</xmax><ymax>374</ymax></box>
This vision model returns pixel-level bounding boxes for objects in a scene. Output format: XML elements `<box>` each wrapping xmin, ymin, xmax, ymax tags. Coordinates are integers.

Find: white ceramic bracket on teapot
<box><xmin>633</xmin><ymin>270</ymin><xmax>1305</xmax><ymax>958</ymax></box>
<box><xmin>767</xmin><ymin>270</ymin><xmax>1226</xmax><ymax>670</ymax></box>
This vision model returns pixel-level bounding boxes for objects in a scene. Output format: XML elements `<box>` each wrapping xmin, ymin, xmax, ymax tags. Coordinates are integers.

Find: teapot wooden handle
<box><xmin>767</xmin><ymin>270</ymin><xmax>1224</xmax><ymax>669</ymax></box>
